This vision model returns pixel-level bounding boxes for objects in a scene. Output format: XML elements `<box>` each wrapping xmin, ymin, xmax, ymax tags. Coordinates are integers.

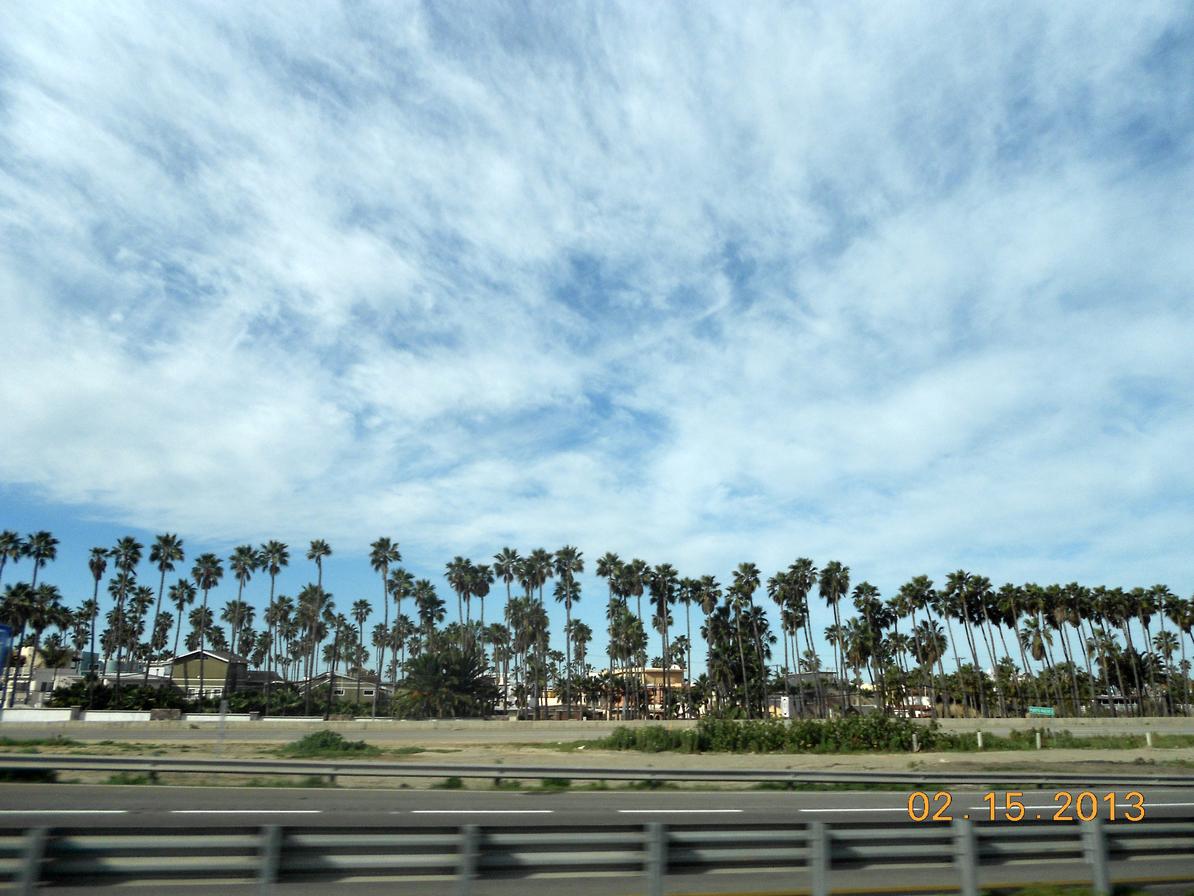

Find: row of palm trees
<box><xmin>2</xmin><ymin>528</ymin><xmax>1193</xmax><ymax>718</ymax></box>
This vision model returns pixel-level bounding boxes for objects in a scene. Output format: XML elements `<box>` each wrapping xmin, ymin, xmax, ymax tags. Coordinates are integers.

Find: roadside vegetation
<box><xmin>595</xmin><ymin>717</ymin><xmax>1194</xmax><ymax>754</ymax></box>
<box><xmin>276</xmin><ymin>730</ymin><xmax>381</xmax><ymax>758</ymax></box>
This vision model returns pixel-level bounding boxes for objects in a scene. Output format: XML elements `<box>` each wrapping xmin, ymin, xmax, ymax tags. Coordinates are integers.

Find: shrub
<box><xmin>277</xmin><ymin>730</ymin><xmax>380</xmax><ymax>757</ymax></box>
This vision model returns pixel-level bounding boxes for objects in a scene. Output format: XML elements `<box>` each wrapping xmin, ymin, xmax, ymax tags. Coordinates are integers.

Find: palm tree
<box><xmin>444</xmin><ymin>557</ymin><xmax>472</xmax><ymax>646</ymax></box>
<box><xmin>225</xmin><ymin>544</ymin><xmax>258</xmax><ymax>656</ymax></box>
<box><xmin>258</xmin><ymin>541</ymin><xmax>289</xmax><ymax>712</ymax></box>
<box><xmin>297</xmin><ymin>583</ymin><xmax>333</xmax><ymax>715</ymax></box>
<box><xmin>470</xmin><ymin>563</ymin><xmax>494</xmax><ymax>656</ymax></box>
<box><xmin>414</xmin><ymin>579</ymin><xmax>445</xmax><ymax>647</ymax></box>
<box><xmin>307</xmin><ymin>540</ymin><xmax>332</xmax><ymax>588</ymax></box>
<box><xmin>0</xmin><ymin>532</ymin><xmax>22</xmax><ymax>587</ymax></box>
<box><xmin>369</xmin><ymin>537</ymin><xmax>401</xmax><ymax>717</ymax></box>
<box><xmin>387</xmin><ymin>566</ymin><xmax>414</xmax><ymax>656</ymax></box>
<box><xmin>168</xmin><ymin>579</ymin><xmax>197</xmax><ymax>660</ymax></box>
<box><xmin>190</xmin><ymin>553</ymin><xmax>224</xmax><ymax>703</ymax></box>
<box><xmin>85</xmin><ymin>547</ymin><xmax>108</xmax><ymax>678</ymax></box>
<box><xmin>2</xmin><ymin>583</ymin><xmax>34</xmax><ymax>707</ymax></box>
<box><xmin>818</xmin><ymin>561</ymin><xmax>850</xmax><ymax>713</ymax></box>
<box><xmin>493</xmin><ymin>548</ymin><xmax>521</xmax><ymax>649</ymax></box>
<box><xmin>553</xmin><ymin>546</ymin><xmax>584</xmax><ymax>716</ymax></box>
<box><xmin>108</xmin><ymin>537</ymin><xmax>142</xmax><ymax>700</ymax></box>
<box><xmin>350</xmin><ymin>599</ymin><xmax>372</xmax><ymax>706</ymax></box>
<box><xmin>22</xmin><ymin>531</ymin><xmax>58</xmax><ymax>589</ymax></box>
<box><xmin>23</xmin><ymin>584</ymin><xmax>68</xmax><ymax>703</ymax></box>
<box><xmin>143</xmin><ymin>534</ymin><xmax>185</xmax><ymax>688</ymax></box>
<box><xmin>619</xmin><ymin>558</ymin><xmax>648</xmax><ymax>717</ymax></box>
<box><xmin>648</xmin><ymin>562</ymin><xmax>677</xmax><ymax>718</ymax></box>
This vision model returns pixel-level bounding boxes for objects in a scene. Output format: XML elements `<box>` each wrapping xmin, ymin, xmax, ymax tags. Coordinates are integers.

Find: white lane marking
<box><xmin>170</xmin><ymin>810</ymin><xmax>322</xmax><ymax>815</ymax></box>
<box><xmin>408</xmin><ymin>810</ymin><xmax>554</xmax><ymax>815</ymax></box>
<box><xmin>618</xmin><ymin>809</ymin><xmax>744</xmax><ymax>814</ymax></box>
<box><xmin>1141</xmin><ymin>802</ymin><xmax>1194</xmax><ymax>808</ymax></box>
<box><xmin>798</xmin><ymin>807</ymin><xmax>910</xmax><ymax>813</ymax></box>
<box><xmin>0</xmin><ymin>809</ymin><xmax>128</xmax><ymax>815</ymax></box>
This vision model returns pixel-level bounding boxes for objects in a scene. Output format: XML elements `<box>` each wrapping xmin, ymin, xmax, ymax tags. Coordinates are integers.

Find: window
<box><xmin>333</xmin><ymin>688</ymin><xmax>345</xmax><ymax>696</ymax></box>
<box><xmin>363</xmin><ymin>689</ymin><xmax>374</xmax><ymax>696</ymax></box>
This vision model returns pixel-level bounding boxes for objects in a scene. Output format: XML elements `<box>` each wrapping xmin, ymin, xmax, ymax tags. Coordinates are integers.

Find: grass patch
<box><xmin>432</xmin><ymin>776</ymin><xmax>465</xmax><ymax>790</ymax></box>
<box><xmin>539</xmin><ymin>777</ymin><xmax>572</xmax><ymax>790</ymax></box>
<box><xmin>276</xmin><ymin>731</ymin><xmax>381</xmax><ymax>758</ymax></box>
<box><xmin>105</xmin><ymin>772</ymin><xmax>156</xmax><ymax>786</ymax></box>
<box><xmin>491</xmin><ymin>778</ymin><xmax>523</xmax><ymax>790</ymax></box>
<box><xmin>0</xmin><ymin>735</ymin><xmax>83</xmax><ymax>754</ymax></box>
<box><xmin>245</xmin><ymin>776</ymin><xmax>336</xmax><ymax>788</ymax></box>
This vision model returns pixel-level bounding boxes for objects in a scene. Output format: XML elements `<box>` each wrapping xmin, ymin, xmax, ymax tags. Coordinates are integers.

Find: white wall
<box><xmin>0</xmin><ymin>707</ymin><xmax>77</xmax><ymax>723</ymax></box>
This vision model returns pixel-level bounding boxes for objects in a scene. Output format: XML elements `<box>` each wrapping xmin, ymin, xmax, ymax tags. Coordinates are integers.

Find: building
<box><xmin>607</xmin><ymin>666</ymin><xmax>687</xmax><ymax>719</ymax></box>
<box><xmin>169</xmin><ymin>648</ymin><xmax>249</xmax><ymax>699</ymax></box>
<box><xmin>298</xmin><ymin>671</ymin><xmax>387</xmax><ymax>703</ymax></box>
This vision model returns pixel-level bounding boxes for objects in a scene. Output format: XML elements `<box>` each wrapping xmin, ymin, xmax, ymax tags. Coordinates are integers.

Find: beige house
<box><xmin>300</xmin><ymin>671</ymin><xmax>386</xmax><ymax>702</ymax></box>
<box><xmin>169</xmin><ymin>648</ymin><xmax>248</xmax><ymax>698</ymax></box>
<box><xmin>608</xmin><ymin>666</ymin><xmax>687</xmax><ymax>719</ymax></box>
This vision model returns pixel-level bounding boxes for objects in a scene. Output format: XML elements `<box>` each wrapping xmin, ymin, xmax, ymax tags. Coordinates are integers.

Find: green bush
<box><xmin>277</xmin><ymin>730</ymin><xmax>380</xmax><ymax>757</ymax></box>
<box><xmin>597</xmin><ymin>717</ymin><xmax>942</xmax><ymax>754</ymax></box>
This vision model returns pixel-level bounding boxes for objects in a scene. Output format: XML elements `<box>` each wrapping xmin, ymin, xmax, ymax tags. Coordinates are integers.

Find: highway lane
<box><xmin>1</xmin><ymin>783</ymin><xmax>1192</xmax><ymax>828</ymax></box>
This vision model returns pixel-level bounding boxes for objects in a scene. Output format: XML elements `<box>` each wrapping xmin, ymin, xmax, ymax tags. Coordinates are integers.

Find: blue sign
<box><xmin>0</xmin><ymin>623</ymin><xmax>11</xmax><ymax>675</ymax></box>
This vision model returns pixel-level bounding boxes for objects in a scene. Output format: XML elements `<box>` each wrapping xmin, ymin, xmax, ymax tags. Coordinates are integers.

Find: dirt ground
<box><xmin>4</xmin><ymin>730</ymin><xmax>1192</xmax><ymax>788</ymax></box>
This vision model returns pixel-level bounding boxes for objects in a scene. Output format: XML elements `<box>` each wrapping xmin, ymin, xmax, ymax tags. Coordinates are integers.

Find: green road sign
<box><xmin>1027</xmin><ymin>705</ymin><xmax>1056</xmax><ymax>717</ymax></box>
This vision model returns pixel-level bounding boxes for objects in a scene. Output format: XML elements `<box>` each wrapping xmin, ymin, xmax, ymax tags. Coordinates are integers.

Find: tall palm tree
<box><xmin>470</xmin><ymin>563</ymin><xmax>494</xmax><ymax>655</ymax></box>
<box><xmin>553</xmin><ymin>546</ymin><xmax>584</xmax><ymax>716</ymax></box>
<box><xmin>108</xmin><ymin>537</ymin><xmax>142</xmax><ymax>700</ymax></box>
<box><xmin>492</xmin><ymin>547</ymin><xmax>522</xmax><ymax>653</ymax></box>
<box><xmin>0</xmin><ymin>532</ymin><xmax>22</xmax><ymax>588</ymax></box>
<box><xmin>22</xmin><ymin>531</ymin><xmax>58</xmax><ymax>589</ymax></box>
<box><xmin>85</xmin><ymin>547</ymin><xmax>108</xmax><ymax>677</ymax></box>
<box><xmin>818</xmin><ymin>561</ymin><xmax>850</xmax><ymax>713</ymax></box>
<box><xmin>2</xmin><ymin>583</ymin><xmax>35</xmax><ymax>707</ymax></box>
<box><xmin>387</xmin><ymin>566</ymin><xmax>414</xmax><ymax>657</ymax></box>
<box><xmin>307</xmin><ymin>540</ymin><xmax>332</xmax><ymax>588</ymax></box>
<box><xmin>259</xmin><ymin>541</ymin><xmax>289</xmax><ymax>712</ymax></box>
<box><xmin>620</xmin><ymin>559</ymin><xmax>648</xmax><ymax>717</ymax></box>
<box><xmin>225</xmin><ymin>544</ymin><xmax>258</xmax><ymax>656</ymax></box>
<box><xmin>444</xmin><ymin>556</ymin><xmax>472</xmax><ymax>645</ymax></box>
<box><xmin>23</xmin><ymin>584</ymin><xmax>68</xmax><ymax>703</ymax></box>
<box><xmin>369</xmin><ymin>538</ymin><xmax>401</xmax><ymax>718</ymax></box>
<box><xmin>190</xmin><ymin>553</ymin><xmax>224</xmax><ymax>704</ymax></box>
<box><xmin>648</xmin><ymin>562</ymin><xmax>677</xmax><ymax>718</ymax></box>
<box><xmin>144</xmin><ymin>534</ymin><xmax>185</xmax><ymax>690</ymax></box>
<box><xmin>168</xmin><ymin>579</ymin><xmax>197</xmax><ymax>661</ymax></box>
<box><xmin>351</xmin><ymin>599</ymin><xmax>371</xmax><ymax>705</ymax></box>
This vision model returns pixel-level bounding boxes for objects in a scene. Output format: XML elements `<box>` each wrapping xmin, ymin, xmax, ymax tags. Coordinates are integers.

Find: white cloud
<box><xmin>1</xmin><ymin>2</ymin><xmax>1192</xmax><ymax>660</ymax></box>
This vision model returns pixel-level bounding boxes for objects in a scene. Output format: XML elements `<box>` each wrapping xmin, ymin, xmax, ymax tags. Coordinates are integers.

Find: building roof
<box><xmin>171</xmin><ymin>648</ymin><xmax>249</xmax><ymax>665</ymax></box>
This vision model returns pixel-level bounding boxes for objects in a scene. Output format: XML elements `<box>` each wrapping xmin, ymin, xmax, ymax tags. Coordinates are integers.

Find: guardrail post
<box><xmin>645</xmin><ymin>822</ymin><xmax>666</xmax><ymax>896</ymax></box>
<box><xmin>456</xmin><ymin>824</ymin><xmax>480</xmax><ymax>896</ymax></box>
<box><xmin>952</xmin><ymin>817</ymin><xmax>977</xmax><ymax>896</ymax></box>
<box><xmin>19</xmin><ymin>827</ymin><xmax>47</xmax><ymax>896</ymax></box>
<box><xmin>257</xmin><ymin>825</ymin><xmax>282</xmax><ymax>895</ymax></box>
<box><xmin>1082</xmin><ymin>819</ymin><xmax>1110</xmax><ymax>896</ymax></box>
<box><xmin>809</xmin><ymin>821</ymin><xmax>830</xmax><ymax>896</ymax></box>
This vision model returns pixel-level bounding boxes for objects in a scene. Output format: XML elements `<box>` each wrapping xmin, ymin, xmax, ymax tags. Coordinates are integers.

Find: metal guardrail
<box><xmin>1</xmin><ymin>817</ymin><xmax>1192</xmax><ymax>896</ymax></box>
<box><xmin>4</xmin><ymin>753</ymin><xmax>1194</xmax><ymax>787</ymax></box>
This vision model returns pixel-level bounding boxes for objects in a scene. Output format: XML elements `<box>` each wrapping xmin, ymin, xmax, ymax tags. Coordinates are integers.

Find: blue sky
<box><xmin>2</xmin><ymin>2</ymin><xmax>1193</xmax><ymax>672</ymax></box>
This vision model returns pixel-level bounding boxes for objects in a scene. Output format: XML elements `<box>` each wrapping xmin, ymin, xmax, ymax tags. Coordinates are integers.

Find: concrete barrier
<box><xmin>0</xmin><ymin>707</ymin><xmax>79</xmax><ymax>723</ymax></box>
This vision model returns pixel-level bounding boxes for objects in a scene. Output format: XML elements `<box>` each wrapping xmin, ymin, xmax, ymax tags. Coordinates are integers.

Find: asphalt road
<box><xmin>4</xmin><ymin>785</ymin><xmax>1193</xmax><ymax>895</ymax></box>
<box><xmin>2</xmin><ymin>783</ymin><xmax>1192</xmax><ymax>827</ymax></box>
